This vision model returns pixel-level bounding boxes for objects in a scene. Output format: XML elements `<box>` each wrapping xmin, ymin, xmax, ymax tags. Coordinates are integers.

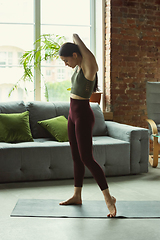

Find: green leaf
<box><xmin>10</xmin><ymin>33</ymin><xmax>66</xmax><ymax>97</ymax></box>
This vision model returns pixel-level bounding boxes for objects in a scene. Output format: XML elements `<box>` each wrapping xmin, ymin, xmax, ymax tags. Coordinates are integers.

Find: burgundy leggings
<box><xmin>68</xmin><ymin>98</ymin><xmax>108</xmax><ymax>191</ymax></box>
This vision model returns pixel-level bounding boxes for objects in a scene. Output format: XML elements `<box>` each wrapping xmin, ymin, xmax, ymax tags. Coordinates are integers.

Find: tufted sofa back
<box><xmin>0</xmin><ymin>101</ymin><xmax>108</xmax><ymax>139</ymax></box>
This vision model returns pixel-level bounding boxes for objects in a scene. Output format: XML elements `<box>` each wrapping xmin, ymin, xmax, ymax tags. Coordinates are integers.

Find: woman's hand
<box><xmin>73</xmin><ymin>34</ymin><xmax>78</xmax><ymax>44</ymax></box>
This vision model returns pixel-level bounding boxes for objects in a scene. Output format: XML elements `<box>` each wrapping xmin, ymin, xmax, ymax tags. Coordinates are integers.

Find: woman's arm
<box><xmin>73</xmin><ymin>34</ymin><xmax>98</xmax><ymax>81</ymax></box>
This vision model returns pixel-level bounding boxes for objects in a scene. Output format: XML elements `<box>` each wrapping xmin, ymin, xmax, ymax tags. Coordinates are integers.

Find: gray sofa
<box><xmin>0</xmin><ymin>101</ymin><xmax>149</xmax><ymax>183</ymax></box>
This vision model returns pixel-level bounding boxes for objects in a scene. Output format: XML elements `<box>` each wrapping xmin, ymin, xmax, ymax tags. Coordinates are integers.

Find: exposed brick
<box><xmin>155</xmin><ymin>12</ymin><xmax>160</xmax><ymax>17</ymax></box>
<box><xmin>146</xmin><ymin>10</ymin><xmax>154</xmax><ymax>16</ymax></box>
<box><xmin>111</xmin><ymin>0</ymin><xmax>123</xmax><ymax>7</ymax></box>
<box><xmin>125</xmin><ymin>1</ymin><xmax>139</xmax><ymax>8</ymax></box>
<box><xmin>120</xmin><ymin>7</ymin><xmax>128</xmax><ymax>13</ymax></box>
<box><xmin>111</xmin><ymin>11</ymin><xmax>123</xmax><ymax>18</ymax></box>
<box><xmin>155</xmin><ymin>41</ymin><xmax>160</xmax><ymax>47</ymax></box>
<box><xmin>146</xmin><ymin>20</ymin><xmax>154</xmax><ymax>25</ymax></box>
<box><xmin>141</xmin><ymin>3</ymin><xmax>157</xmax><ymax>11</ymax></box>
<box><xmin>122</xmin><ymin>35</ymin><xmax>140</xmax><ymax>41</ymax></box>
<box><xmin>124</xmin><ymin>13</ymin><xmax>140</xmax><ymax>19</ymax></box>
<box><xmin>143</xmin><ymin>36</ymin><xmax>158</xmax><ymax>41</ymax></box>
<box><xmin>127</xmin><ymin>19</ymin><xmax>136</xmax><ymax>24</ymax></box>
<box><xmin>104</xmin><ymin>0</ymin><xmax>160</xmax><ymax>128</ymax></box>
<box><xmin>129</xmin><ymin>8</ymin><xmax>138</xmax><ymax>14</ymax></box>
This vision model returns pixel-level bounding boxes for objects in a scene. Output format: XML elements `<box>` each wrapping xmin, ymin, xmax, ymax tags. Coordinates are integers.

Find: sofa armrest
<box><xmin>105</xmin><ymin>121</ymin><xmax>149</xmax><ymax>174</ymax></box>
<box><xmin>105</xmin><ymin>121</ymin><xmax>148</xmax><ymax>141</ymax></box>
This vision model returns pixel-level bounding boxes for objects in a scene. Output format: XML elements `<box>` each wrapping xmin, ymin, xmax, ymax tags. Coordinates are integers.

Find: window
<box><xmin>8</xmin><ymin>52</ymin><xmax>13</xmax><ymax>67</ymax></box>
<box><xmin>46</xmin><ymin>70</ymin><xmax>51</xmax><ymax>76</ymax></box>
<box><xmin>57</xmin><ymin>69</ymin><xmax>65</xmax><ymax>80</ymax></box>
<box><xmin>0</xmin><ymin>52</ymin><xmax>7</xmax><ymax>67</ymax></box>
<box><xmin>0</xmin><ymin>0</ymin><xmax>100</xmax><ymax>102</ymax></box>
<box><xmin>0</xmin><ymin>0</ymin><xmax>34</xmax><ymax>102</ymax></box>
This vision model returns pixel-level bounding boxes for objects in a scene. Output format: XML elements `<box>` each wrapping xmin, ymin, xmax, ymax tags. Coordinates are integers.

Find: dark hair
<box><xmin>93</xmin><ymin>73</ymin><xmax>98</xmax><ymax>92</ymax></box>
<box><xmin>59</xmin><ymin>42</ymin><xmax>82</xmax><ymax>57</ymax></box>
<box><xmin>59</xmin><ymin>42</ymin><xmax>98</xmax><ymax>92</ymax></box>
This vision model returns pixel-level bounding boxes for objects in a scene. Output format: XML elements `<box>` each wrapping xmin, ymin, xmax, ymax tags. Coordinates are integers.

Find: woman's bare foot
<box><xmin>59</xmin><ymin>195</ymin><xmax>82</xmax><ymax>205</ymax></box>
<box><xmin>59</xmin><ymin>187</ymin><xmax>82</xmax><ymax>205</ymax></box>
<box><xmin>106</xmin><ymin>196</ymin><xmax>116</xmax><ymax>218</ymax></box>
<box><xmin>102</xmin><ymin>189</ymin><xmax>117</xmax><ymax>218</ymax></box>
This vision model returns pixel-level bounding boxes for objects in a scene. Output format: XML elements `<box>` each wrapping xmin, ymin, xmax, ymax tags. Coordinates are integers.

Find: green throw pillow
<box><xmin>38</xmin><ymin>116</ymin><xmax>69</xmax><ymax>142</ymax></box>
<box><xmin>0</xmin><ymin>111</ymin><xmax>33</xmax><ymax>143</ymax></box>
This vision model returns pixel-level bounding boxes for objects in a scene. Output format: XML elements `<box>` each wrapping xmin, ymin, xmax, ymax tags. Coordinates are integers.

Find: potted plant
<box><xmin>9</xmin><ymin>34</ymin><xmax>66</xmax><ymax>97</ymax></box>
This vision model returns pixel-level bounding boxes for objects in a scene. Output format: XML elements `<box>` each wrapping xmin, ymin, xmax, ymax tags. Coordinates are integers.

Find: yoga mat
<box><xmin>10</xmin><ymin>199</ymin><xmax>160</xmax><ymax>219</ymax></box>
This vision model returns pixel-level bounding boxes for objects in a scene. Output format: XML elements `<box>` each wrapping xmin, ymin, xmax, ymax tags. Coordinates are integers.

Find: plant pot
<box><xmin>89</xmin><ymin>92</ymin><xmax>102</xmax><ymax>104</ymax></box>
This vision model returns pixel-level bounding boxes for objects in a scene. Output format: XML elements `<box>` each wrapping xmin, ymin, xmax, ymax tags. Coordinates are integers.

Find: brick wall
<box><xmin>105</xmin><ymin>0</ymin><xmax>160</xmax><ymax>128</ymax></box>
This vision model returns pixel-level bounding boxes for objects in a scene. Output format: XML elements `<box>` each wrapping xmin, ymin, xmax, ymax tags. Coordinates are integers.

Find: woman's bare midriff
<box><xmin>70</xmin><ymin>93</ymin><xmax>89</xmax><ymax>100</ymax></box>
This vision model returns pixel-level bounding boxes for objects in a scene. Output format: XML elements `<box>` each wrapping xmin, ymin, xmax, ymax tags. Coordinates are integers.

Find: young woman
<box><xmin>59</xmin><ymin>34</ymin><xmax>116</xmax><ymax>217</ymax></box>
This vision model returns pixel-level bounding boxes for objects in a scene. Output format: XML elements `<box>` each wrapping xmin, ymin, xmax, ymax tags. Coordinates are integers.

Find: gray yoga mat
<box><xmin>10</xmin><ymin>199</ymin><xmax>160</xmax><ymax>219</ymax></box>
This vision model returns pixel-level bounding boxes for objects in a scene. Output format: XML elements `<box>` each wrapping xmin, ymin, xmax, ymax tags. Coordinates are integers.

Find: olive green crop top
<box><xmin>71</xmin><ymin>66</ymin><xmax>96</xmax><ymax>98</ymax></box>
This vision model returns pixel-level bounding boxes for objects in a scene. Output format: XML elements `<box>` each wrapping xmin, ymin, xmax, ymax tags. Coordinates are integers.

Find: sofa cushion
<box><xmin>38</xmin><ymin>116</ymin><xmax>69</xmax><ymax>142</ymax></box>
<box><xmin>90</xmin><ymin>103</ymin><xmax>108</xmax><ymax>136</ymax></box>
<box><xmin>0</xmin><ymin>111</ymin><xmax>33</xmax><ymax>143</ymax></box>
<box><xmin>27</xmin><ymin>101</ymin><xmax>57</xmax><ymax>138</ymax></box>
<box><xmin>54</xmin><ymin>102</ymin><xmax>70</xmax><ymax>119</ymax></box>
<box><xmin>0</xmin><ymin>101</ymin><xmax>26</xmax><ymax>113</ymax></box>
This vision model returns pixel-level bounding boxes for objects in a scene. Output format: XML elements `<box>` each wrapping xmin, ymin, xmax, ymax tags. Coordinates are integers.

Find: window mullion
<box><xmin>90</xmin><ymin>0</ymin><xmax>96</xmax><ymax>55</ymax></box>
<box><xmin>34</xmin><ymin>0</ymin><xmax>41</xmax><ymax>101</ymax></box>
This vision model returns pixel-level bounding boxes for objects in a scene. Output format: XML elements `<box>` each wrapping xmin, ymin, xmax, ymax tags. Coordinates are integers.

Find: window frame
<box><xmin>34</xmin><ymin>0</ymin><xmax>104</xmax><ymax>103</ymax></box>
